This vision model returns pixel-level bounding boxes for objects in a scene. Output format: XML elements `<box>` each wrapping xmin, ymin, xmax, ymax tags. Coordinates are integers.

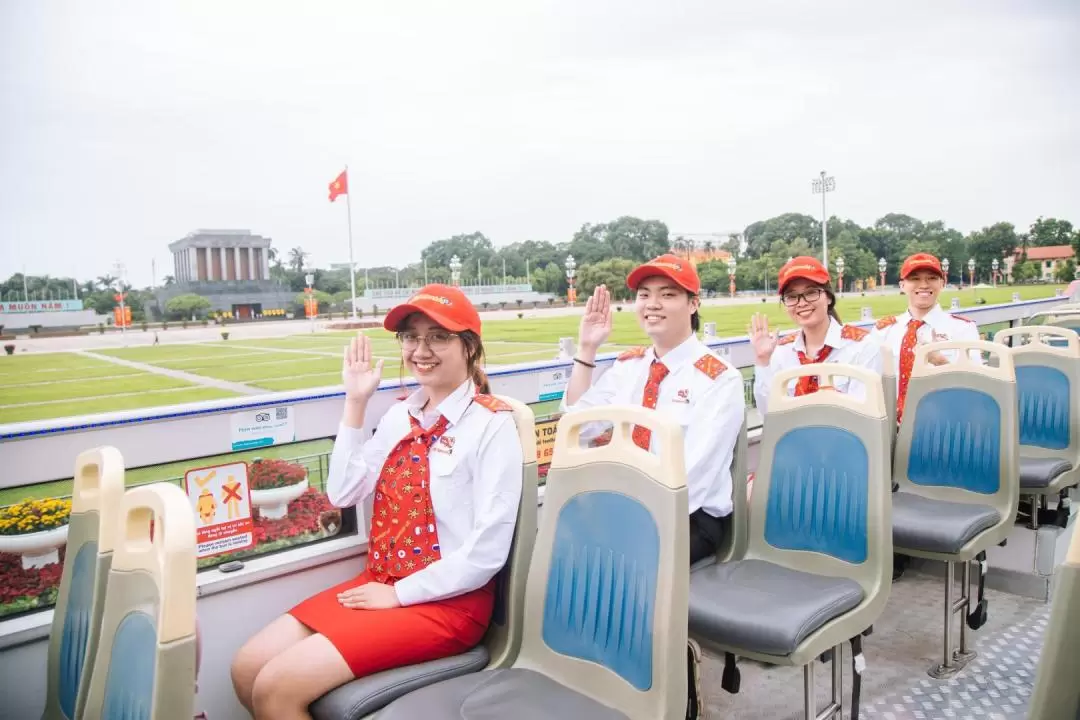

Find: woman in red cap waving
<box><xmin>871</xmin><ymin>252</ymin><xmax>980</xmax><ymax>425</ymax></box>
<box><xmin>231</xmin><ymin>284</ymin><xmax>523</xmax><ymax>718</ymax></box>
<box><xmin>561</xmin><ymin>254</ymin><xmax>745</xmax><ymax>718</ymax></box>
<box><xmin>749</xmin><ymin>256</ymin><xmax>882</xmax><ymax>416</ymax></box>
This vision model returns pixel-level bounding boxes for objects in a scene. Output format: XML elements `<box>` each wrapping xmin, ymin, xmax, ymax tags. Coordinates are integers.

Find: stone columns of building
<box><xmin>233</xmin><ymin>246</ymin><xmax>242</xmax><ymax>281</ymax></box>
<box><xmin>247</xmin><ymin>247</ymin><xmax>255</xmax><ymax>281</ymax></box>
<box><xmin>262</xmin><ymin>248</ymin><xmax>270</xmax><ymax>280</ymax></box>
<box><xmin>188</xmin><ymin>248</ymin><xmax>198</xmax><ymax>283</ymax></box>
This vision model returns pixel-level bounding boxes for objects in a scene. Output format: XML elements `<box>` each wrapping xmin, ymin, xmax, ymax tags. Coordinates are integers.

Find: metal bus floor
<box><xmin>699</xmin><ymin>569</ymin><xmax>1049</xmax><ymax>719</ymax></box>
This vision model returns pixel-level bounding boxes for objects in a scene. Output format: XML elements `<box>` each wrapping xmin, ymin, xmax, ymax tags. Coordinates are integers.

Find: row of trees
<box><xmin>4</xmin><ymin>215</ymin><xmax>1077</xmax><ymax>318</ymax></box>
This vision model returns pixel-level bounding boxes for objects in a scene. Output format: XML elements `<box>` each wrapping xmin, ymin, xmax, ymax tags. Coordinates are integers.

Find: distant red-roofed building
<box><xmin>1006</xmin><ymin>245</ymin><xmax>1075</xmax><ymax>281</ymax></box>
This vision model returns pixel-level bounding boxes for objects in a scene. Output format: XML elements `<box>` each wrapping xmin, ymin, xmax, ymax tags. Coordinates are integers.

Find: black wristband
<box><xmin>573</xmin><ymin>357</ymin><xmax>596</xmax><ymax>368</ymax></box>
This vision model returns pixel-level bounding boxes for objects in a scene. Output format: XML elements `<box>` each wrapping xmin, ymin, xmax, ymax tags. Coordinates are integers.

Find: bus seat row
<box><xmin>42</xmin><ymin>446</ymin><xmax>199</xmax><ymax>720</ymax></box>
<box><xmin>41</xmin><ymin>325</ymin><xmax>1079</xmax><ymax>720</ymax></box>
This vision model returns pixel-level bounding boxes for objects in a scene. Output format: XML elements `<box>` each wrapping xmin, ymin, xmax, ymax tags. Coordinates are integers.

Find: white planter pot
<box><xmin>0</xmin><ymin>524</ymin><xmax>69</xmax><ymax>569</ymax></box>
<box><xmin>250</xmin><ymin>477</ymin><xmax>309</xmax><ymax>520</ymax></box>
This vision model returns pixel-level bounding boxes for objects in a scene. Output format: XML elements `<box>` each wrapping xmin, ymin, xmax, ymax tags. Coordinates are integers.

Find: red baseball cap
<box><xmin>382</xmin><ymin>284</ymin><xmax>482</xmax><ymax>335</ymax></box>
<box><xmin>626</xmin><ymin>254</ymin><xmax>701</xmax><ymax>294</ymax></box>
<box><xmin>900</xmin><ymin>253</ymin><xmax>944</xmax><ymax>279</ymax></box>
<box><xmin>777</xmin><ymin>256</ymin><xmax>830</xmax><ymax>293</ymax></box>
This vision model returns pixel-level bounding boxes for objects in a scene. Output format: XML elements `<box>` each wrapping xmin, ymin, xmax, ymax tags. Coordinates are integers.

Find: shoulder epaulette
<box><xmin>617</xmin><ymin>346</ymin><xmax>647</xmax><ymax>361</ymax></box>
<box><xmin>778</xmin><ymin>333</ymin><xmax>797</xmax><ymax>346</ymax></box>
<box><xmin>841</xmin><ymin>324</ymin><xmax>870</xmax><ymax>341</ymax></box>
<box><xmin>953</xmin><ymin>314</ymin><xmax>975</xmax><ymax>323</ymax></box>
<box><xmin>694</xmin><ymin>353</ymin><xmax>727</xmax><ymax>380</ymax></box>
<box><xmin>473</xmin><ymin>394</ymin><xmax>513</xmax><ymax>413</ymax></box>
<box><xmin>875</xmin><ymin>316</ymin><xmax>898</xmax><ymax>330</ymax></box>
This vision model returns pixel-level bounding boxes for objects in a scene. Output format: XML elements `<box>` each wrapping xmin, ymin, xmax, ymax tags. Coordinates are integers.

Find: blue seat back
<box><xmin>749</xmin><ymin>363</ymin><xmax>891</xmax><ymax>596</ymax></box>
<box><xmin>517</xmin><ymin>405</ymin><xmax>690</xmax><ymax>720</ymax></box>
<box><xmin>894</xmin><ymin>340</ymin><xmax>1019</xmax><ymax>527</ymax></box>
<box><xmin>994</xmin><ymin>326</ymin><xmax>1080</xmax><ymax>462</ymax></box>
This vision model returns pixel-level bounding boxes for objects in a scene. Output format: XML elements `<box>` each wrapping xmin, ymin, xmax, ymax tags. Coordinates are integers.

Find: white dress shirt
<box><xmin>753</xmin><ymin>318</ymin><xmax>883</xmax><ymax>416</ymax></box>
<box><xmin>872</xmin><ymin>305</ymin><xmax>982</xmax><ymax>386</ymax></box>
<box><xmin>326</xmin><ymin>379</ymin><xmax>523</xmax><ymax>607</ymax></box>
<box><xmin>560</xmin><ymin>333</ymin><xmax>746</xmax><ymax>518</ymax></box>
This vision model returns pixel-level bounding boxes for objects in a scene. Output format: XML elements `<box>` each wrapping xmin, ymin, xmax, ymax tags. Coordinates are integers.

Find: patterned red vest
<box><xmin>367</xmin><ymin>394</ymin><xmax>512</xmax><ymax>583</ymax></box>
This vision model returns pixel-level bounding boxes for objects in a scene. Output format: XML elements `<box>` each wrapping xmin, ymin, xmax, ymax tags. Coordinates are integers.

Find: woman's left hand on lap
<box><xmin>337</xmin><ymin>582</ymin><xmax>402</xmax><ymax>610</ymax></box>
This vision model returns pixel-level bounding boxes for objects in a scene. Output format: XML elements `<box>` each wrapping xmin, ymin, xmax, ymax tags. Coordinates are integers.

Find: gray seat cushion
<box><xmin>893</xmin><ymin>492</ymin><xmax>1000</xmax><ymax>555</ymax></box>
<box><xmin>688</xmin><ymin>559</ymin><xmax>864</xmax><ymax>657</ymax></box>
<box><xmin>1019</xmin><ymin>457</ymin><xmax>1073</xmax><ymax>489</ymax></box>
<box><xmin>376</xmin><ymin>668</ymin><xmax>628</xmax><ymax>719</ymax></box>
<box><xmin>310</xmin><ymin>646</ymin><xmax>489</xmax><ymax>720</ymax></box>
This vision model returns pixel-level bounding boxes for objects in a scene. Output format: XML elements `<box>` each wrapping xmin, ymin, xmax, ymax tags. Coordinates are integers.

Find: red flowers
<box><xmin>0</xmin><ymin>548</ymin><xmax>65</xmax><ymax>618</ymax></box>
<box><xmin>249</xmin><ymin>458</ymin><xmax>308</xmax><ymax>490</ymax></box>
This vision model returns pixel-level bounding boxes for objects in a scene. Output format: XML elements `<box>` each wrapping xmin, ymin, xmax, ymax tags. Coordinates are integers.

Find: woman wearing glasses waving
<box><xmin>749</xmin><ymin>256</ymin><xmax>883</xmax><ymax>416</ymax></box>
<box><xmin>230</xmin><ymin>284</ymin><xmax>523</xmax><ymax>718</ymax></box>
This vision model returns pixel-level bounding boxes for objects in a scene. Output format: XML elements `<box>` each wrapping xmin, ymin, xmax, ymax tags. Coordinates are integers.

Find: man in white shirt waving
<box><xmin>561</xmin><ymin>253</ymin><xmax>746</xmax><ymax>719</ymax></box>
<box><xmin>872</xmin><ymin>252</ymin><xmax>980</xmax><ymax>426</ymax></box>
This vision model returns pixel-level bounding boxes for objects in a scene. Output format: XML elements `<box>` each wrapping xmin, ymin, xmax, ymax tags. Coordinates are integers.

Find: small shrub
<box><xmin>98</xmin><ymin>323</ymin><xmax>106</xmax><ymax>334</ymax></box>
<box><xmin>517</xmin><ymin>312</ymin><xmax>524</xmax><ymax>319</ymax></box>
<box><xmin>3</xmin><ymin>344</ymin><xmax>14</xmax><ymax>356</ymax></box>
<box><xmin>221</xmin><ymin>331</ymin><xmax>229</xmax><ymax>340</ymax></box>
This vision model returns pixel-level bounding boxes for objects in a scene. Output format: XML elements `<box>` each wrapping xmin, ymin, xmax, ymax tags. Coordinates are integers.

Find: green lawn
<box><xmin>0</xmin><ymin>285</ymin><xmax>1063</xmax><ymax>425</ymax></box>
<box><xmin>0</xmin><ymin>387</ymin><xmax>240</xmax><ymax>424</ymax></box>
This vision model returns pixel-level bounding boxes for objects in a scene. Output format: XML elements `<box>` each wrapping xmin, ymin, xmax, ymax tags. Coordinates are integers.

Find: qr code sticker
<box><xmin>275</xmin><ymin>407</ymin><xmax>288</xmax><ymax>420</ymax></box>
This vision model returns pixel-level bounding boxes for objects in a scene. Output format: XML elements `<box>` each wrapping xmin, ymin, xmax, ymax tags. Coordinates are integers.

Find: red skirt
<box><xmin>288</xmin><ymin>568</ymin><xmax>495</xmax><ymax>678</ymax></box>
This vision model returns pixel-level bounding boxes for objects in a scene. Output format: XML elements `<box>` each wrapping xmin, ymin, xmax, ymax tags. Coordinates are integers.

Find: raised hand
<box><xmin>342</xmin><ymin>333</ymin><xmax>384</xmax><ymax>403</ymax></box>
<box><xmin>578</xmin><ymin>284</ymin><xmax>613</xmax><ymax>351</ymax></box>
<box><xmin>748</xmin><ymin>313</ymin><xmax>780</xmax><ymax>365</ymax></box>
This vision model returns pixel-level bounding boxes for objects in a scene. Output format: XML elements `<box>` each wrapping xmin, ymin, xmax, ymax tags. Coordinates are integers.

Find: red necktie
<box><xmin>896</xmin><ymin>319</ymin><xmax>925</xmax><ymax>425</ymax></box>
<box><xmin>794</xmin><ymin>345</ymin><xmax>833</xmax><ymax>396</ymax></box>
<box><xmin>368</xmin><ymin>413</ymin><xmax>449</xmax><ymax>583</ymax></box>
<box><xmin>632</xmin><ymin>360</ymin><xmax>669</xmax><ymax>450</ymax></box>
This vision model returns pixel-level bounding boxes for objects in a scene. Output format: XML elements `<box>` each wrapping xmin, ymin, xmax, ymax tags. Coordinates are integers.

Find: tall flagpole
<box><xmin>344</xmin><ymin>164</ymin><xmax>358</xmax><ymax>319</ymax></box>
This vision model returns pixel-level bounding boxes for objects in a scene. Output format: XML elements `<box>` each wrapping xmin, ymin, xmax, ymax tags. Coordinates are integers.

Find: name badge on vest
<box><xmin>672</xmin><ymin>388</ymin><xmax>690</xmax><ymax>404</ymax></box>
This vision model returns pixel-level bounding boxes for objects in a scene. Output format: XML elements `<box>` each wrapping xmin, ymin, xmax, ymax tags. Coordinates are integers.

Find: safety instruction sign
<box><xmin>535</xmin><ymin>418</ymin><xmax>559</xmax><ymax>465</ymax></box>
<box><xmin>230</xmin><ymin>405</ymin><xmax>295</xmax><ymax>451</ymax></box>
<box><xmin>537</xmin><ymin>369</ymin><xmax>569</xmax><ymax>402</ymax></box>
<box><xmin>183</xmin><ymin>461</ymin><xmax>255</xmax><ymax>559</ymax></box>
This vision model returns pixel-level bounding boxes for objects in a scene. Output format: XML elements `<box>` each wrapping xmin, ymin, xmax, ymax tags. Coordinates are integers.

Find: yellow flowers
<box><xmin>0</xmin><ymin>497</ymin><xmax>72</xmax><ymax>536</ymax></box>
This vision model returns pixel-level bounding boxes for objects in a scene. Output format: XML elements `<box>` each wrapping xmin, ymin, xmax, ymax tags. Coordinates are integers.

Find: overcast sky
<box><xmin>2</xmin><ymin>0</ymin><xmax>1077</xmax><ymax>287</ymax></box>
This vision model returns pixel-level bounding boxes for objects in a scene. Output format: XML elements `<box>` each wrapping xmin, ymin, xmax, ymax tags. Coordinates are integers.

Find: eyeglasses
<box><xmin>396</xmin><ymin>330</ymin><xmax>459</xmax><ymax>351</ymax></box>
<box><xmin>782</xmin><ymin>288</ymin><xmax>824</xmax><ymax>307</ymax></box>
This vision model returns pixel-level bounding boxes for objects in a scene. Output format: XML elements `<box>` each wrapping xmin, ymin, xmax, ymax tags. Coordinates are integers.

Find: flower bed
<box><xmin>0</xmin><ymin>548</ymin><xmax>64</xmax><ymax>618</ymax></box>
<box><xmin>0</xmin><ymin>497</ymin><xmax>72</xmax><ymax>536</ymax></box>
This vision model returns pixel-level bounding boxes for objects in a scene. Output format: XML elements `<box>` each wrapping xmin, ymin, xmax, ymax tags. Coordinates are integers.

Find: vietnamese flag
<box><xmin>328</xmin><ymin>169</ymin><xmax>348</xmax><ymax>202</ymax></box>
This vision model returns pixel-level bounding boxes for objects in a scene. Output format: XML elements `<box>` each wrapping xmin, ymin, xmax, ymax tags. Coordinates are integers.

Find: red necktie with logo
<box><xmin>632</xmin><ymin>360</ymin><xmax>669</xmax><ymax>450</ymax></box>
<box><xmin>368</xmin><ymin>413</ymin><xmax>449</xmax><ymax>583</ymax></box>
<box><xmin>794</xmin><ymin>346</ymin><xmax>833</xmax><ymax>396</ymax></box>
<box><xmin>896</xmin><ymin>319</ymin><xmax>925</xmax><ymax>425</ymax></box>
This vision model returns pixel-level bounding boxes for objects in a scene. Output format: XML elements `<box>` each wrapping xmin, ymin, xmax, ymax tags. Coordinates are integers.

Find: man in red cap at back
<box><xmin>561</xmin><ymin>253</ymin><xmax>745</xmax><ymax>719</ymax></box>
<box><xmin>872</xmin><ymin>252</ymin><xmax>980</xmax><ymax>427</ymax></box>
